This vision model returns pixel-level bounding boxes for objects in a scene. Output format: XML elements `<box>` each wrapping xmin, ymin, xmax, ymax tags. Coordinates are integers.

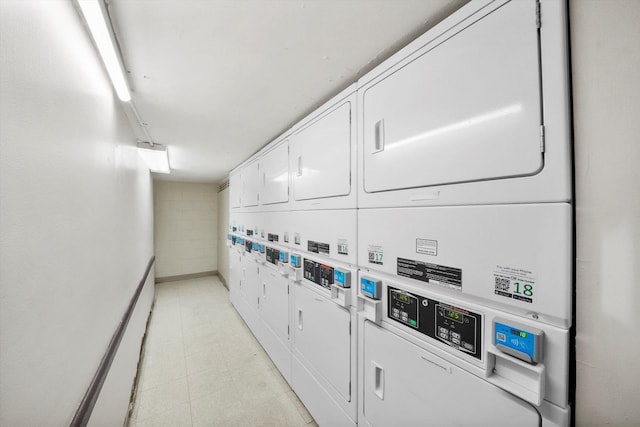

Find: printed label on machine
<box><xmin>416</xmin><ymin>238</ymin><xmax>438</xmax><ymax>256</ymax></box>
<box><xmin>337</xmin><ymin>239</ymin><xmax>349</xmax><ymax>256</ymax></box>
<box><xmin>397</xmin><ymin>257</ymin><xmax>462</xmax><ymax>290</ymax></box>
<box><xmin>493</xmin><ymin>265</ymin><xmax>536</xmax><ymax>304</ymax></box>
<box><xmin>368</xmin><ymin>245</ymin><xmax>384</xmax><ymax>265</ymax></box>
<box><xmin>308</xmin><ymin>240</ymin><xmax>330</xmax><ymax>255</ymax></box>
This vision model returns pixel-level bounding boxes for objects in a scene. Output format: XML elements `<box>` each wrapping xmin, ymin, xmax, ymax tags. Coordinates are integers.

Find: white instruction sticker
<box><xmin>416</xmin><ymin>238</ymin><xmax>438</xmax><ymax>256</ymax></box>
<box><xmin>493</xmin><ymin>265</ymin><xmax>536</xmax><ymax>304</ymax></box>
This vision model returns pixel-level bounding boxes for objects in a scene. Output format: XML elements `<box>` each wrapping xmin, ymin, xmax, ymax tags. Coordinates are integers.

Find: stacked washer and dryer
<box><xmin>228</xmin><ymin>1</ymin><xmax>573</xmax><ymax>426</ymax></box>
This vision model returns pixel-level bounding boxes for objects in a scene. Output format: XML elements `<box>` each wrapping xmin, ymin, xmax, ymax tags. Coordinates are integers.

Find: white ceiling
<box><xmin>109</xmin><ymin>0</ymin><xmax>468</xmax><ymax>183</ymax></box>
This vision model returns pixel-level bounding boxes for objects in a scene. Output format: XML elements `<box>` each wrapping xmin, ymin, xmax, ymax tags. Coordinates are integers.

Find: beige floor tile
<box><xmin>287</xmin><ymin>390</ymin><xmax>314</xmax><ymax>424</ymax></box>
<box><xmin>186</xmin><ymin>347</ymin><xmax>230</xmax><ymax>377</ymax></box>
<box><xmin>136</xmin><ymin>377</ymin><xmax>190</xmax><ymax>422</ymax></box>
<box><xmin>190</xmin><ymin>388</ymin><xmax>248</xmax><ymax>427</ymax></box>
<box><xmin>243</xmin><ymin>391</ymin><xmax>306</xmax><ymax>427</ymax></box>
<box><xmin>129</xmin><ymin>276</ymin><xmax>314</xmax><ymax>426</ymax></box>
<box><xmin>187</xmin><ymin>367</ymin><xmax>235</xmax><ymax>401</ymax></box>
<box><xmin>134</xmin><ymin>402</ymin><xmax>192</xmax><ymax>427</ymax></box>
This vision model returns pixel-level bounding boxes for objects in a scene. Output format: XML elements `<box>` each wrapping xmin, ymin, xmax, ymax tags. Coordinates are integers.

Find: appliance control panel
<box><xmin>244</xmin><ymin>239</ymin><xmax>253</xmax><ymax>253</ymax></box>
<box><xmin>303</xmin><ymin>258</ymin><xmax>334</xmax><ymax>289</ymax></box>
<box><xmin>388</xmin><ymin>287</ymin><xmax>482</xmax><ymax>360</ymax></box>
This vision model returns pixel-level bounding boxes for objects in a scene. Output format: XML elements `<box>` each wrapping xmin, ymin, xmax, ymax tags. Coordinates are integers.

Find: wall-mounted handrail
<box><xmin>70</xmin><ymin>255</ymin><xmax>155</xmax><ymax>427</ymax></box>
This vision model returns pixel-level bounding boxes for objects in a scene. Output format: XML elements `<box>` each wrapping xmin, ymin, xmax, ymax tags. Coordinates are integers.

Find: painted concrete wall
<box><xmin>217</xmin><ymin>187</ymin><xmax>230</xmax><ymax>286</ymax></box>
<box><xmin>0</xmin><ymin>1</ymin><xmax>154</xmax><ymax>426</ymax></box>
<box><xmin>570</xmin><ymin>1</ymin><xmax>640</xmax><ymax>425</ymax></box>
<box><xmin>154</xmin><ymin>181</ymin><xmax>218</xmax><ymax>278</ymax></box>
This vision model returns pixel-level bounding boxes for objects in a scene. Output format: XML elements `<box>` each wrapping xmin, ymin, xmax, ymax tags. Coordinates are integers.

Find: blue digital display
<box><xmin>257</xmin><ymin>244</ymin><xmax>264</xmax><ymax>253</ymax></box>
<box><xmin>279</xmin><ymin>251</ymin><xmax>288</xmax><ymax>263</ymax></box>
<box><xmin>494</xmin><ymin>321</ymin><xmax>536</xmax><ymax>362</ymax></box>
<box><xmin>335</xmin><ymin>270</ymin><xmax>345</xmax><ymax>286</ymax></box>
<box><xmin>226</xmin><ymin>233</ymin><xmax>231</xmax><ymax>240</ymax></box>
<box><xmin>252</xmin><ymin>242</ymin><xmax>257</xmax><ymax>251</ymax></box>
<box><xmin>237</xmin><ymin>237</ymin><xmax>244</xmax><ymax>245</ymax></box>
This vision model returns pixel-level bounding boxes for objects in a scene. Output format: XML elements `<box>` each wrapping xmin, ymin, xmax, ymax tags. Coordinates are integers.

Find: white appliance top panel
<box><xmin>362</xmin><ymin>0</ymin><xmax>541</xmax><ymax>194</ymax></box>
<box><xmin>293</xmin><ymin>101</ymin><xmax>352</xmax><ymax>202</ymax></box>
<box><xmin>358</xmin><ymin>203</ymin><xmax>573</xmax><ymax>328</ymax></box>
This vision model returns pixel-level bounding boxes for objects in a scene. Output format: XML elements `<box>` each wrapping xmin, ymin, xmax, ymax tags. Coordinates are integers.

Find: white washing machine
<box><xmin>357</xmin><ymin>272</ymin><xmax>570</xmax><ymax>427</ymax></box>
<box><xmin>291</xmin><ymin>253</ymin><xmax>359</xmax><ymax>427</ymax></box>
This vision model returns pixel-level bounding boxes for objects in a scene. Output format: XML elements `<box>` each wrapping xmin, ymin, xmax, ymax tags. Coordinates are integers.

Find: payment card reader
<box><xmin>289</xmin><ymin>253</ymin><xmax>302</xmax><ymax>282</ymax></box>
<box><xmin>361</xmin><ymin>277</ymin><xmax>382</xmax><ymax>300</ymax></box>
<box><xmin>334</xmin><ymin>269</ymin><xmax>351</xmax><ymax>288</ymax></box>
<box><xmin>493</xmin><ymin>319</ymin><xmax>544</xmax><ymax>364</ymax></box>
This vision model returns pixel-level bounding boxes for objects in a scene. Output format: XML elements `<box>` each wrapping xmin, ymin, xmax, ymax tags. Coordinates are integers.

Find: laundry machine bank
<box><xmin>227</xmin><ymin>0</ymin><xmax>574</xmax><ymax>425</ymax></box>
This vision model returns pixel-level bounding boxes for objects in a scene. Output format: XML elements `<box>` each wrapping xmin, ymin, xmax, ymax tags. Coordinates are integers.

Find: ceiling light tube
<box><xmin>77</xmin><ymin>0</ymin><xmax>131</xmax><ymax>102</ymax></box>
<box><xmin>137</xmin><ymin>142</ymin><xmax>171</xmax><ymax>174</ymax></box>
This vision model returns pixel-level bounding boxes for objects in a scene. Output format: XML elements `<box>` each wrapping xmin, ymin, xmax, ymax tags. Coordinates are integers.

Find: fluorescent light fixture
<box><xmin>137</xmin><ymin>141</ymin><xmax>171</xmax><ymax>174</ymax></box>
<box><xmin>77</xmin><ymin>0</ymin><xmax>131</xmax><ymax>102</ymax></box>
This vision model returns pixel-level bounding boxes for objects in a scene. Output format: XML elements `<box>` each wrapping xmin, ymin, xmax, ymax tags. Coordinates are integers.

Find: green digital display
<box><xmin>395</xmin><ymin>293</ymin><xmax>410</xmax><ymax>303</ymax></box>
<box><xmin>446</xmin><ymin>309</ymin><xmax>463</xmax><ymax>322</ymax></box>
<box><xmin>511</xmin><ymin>328</ymin><xmax>527</xmax><ymax>338</ymax></box>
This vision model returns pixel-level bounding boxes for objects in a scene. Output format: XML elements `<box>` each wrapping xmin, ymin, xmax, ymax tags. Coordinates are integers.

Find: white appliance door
<box><xmin>242</xmin><ymin>257</ymin><xmax>260</xmax><ymax>312</ymax></box>
<box><xmin>362</xmin><ymin>0</ymin><xmax>542</xmax><ymax>193</ymax></box>
<box><xmin>229</xmin><ymin>170</ymin><xmax>242</xmax><ymax>208</ymax></box>
<box><xmin>294</xmin><ymin>284</ymin><xmax>351</xmax><ymax>402</ymax></box>
<box><xmin>261</xmin><ymin>141</ymin><xmax>289</xmax><ymax>205</ymax></box>
<box><xmin>262</xmin><ymin>269</ymin><xmax>290</xmax><ymax>345</ymax></box>
<box><xmin>293</xmin><ymin>102</ymin><xmax>352</xmax><ymax>201</ymax></box>
<box><xmin>362</xmin><ymin>321</ymin><xmax>540</xmax><ymax>426</ymax></box>
<box><xmin>242</xmin><ymin>159</ymin><xmax>260</xmax><ymax>207</ymax></box>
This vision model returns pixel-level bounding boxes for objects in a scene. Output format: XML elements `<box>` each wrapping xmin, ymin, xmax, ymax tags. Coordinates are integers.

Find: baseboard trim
<box><xmin>218</xmin><ymin>274</ymin><xmax>228</xmax><ymax>289</ymax></box>
<box><xmin>155</xmin><ymin>270</ymin><xmax>217</xmax><ymax>283</ymax></box>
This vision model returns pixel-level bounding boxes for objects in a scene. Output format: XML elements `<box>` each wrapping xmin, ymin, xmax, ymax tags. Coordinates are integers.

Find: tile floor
<box><xmin>128</xmin><ymin>276</ymin><xmax>316</xmax><ymax>427</ymax></box>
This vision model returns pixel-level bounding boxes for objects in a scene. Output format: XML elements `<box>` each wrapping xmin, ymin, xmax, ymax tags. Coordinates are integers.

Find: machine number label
<box><xmin>367</xmin><ymin>245</ymin><xmax>384</xmax><ymax>265</ymax></box>
<box><xmin>493</xmin><ymin>266</ymin><xmax>536</xmax><ymax>304</ymax></box>
<box><xmin>397</xmin><ymin>257</ymin><xmax>462</xmax><ymax>290</ymax></box>
<box><xmin>337</xmin><ymin>239</ymin><xmax>349</xmax><ymax>256</ymax></box>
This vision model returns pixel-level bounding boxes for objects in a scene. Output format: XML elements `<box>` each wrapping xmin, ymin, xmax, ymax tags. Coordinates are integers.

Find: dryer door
<box><xmin>362</xmin><ymin>0</ymin><xmax>542</xmax><ymax>193</ymax></box>
<box><xmin>292</xmin><ymin>101</ymin><xmax>352</xmax><ymax>201</ymax></box>
<box><xmin>242</xmin><ymin>159</ymin><xmax>260</xmax><ymax>207</ymax></box>
<box><xmin>261</xmin><ymin>141</ymin><xmax>289</xmax><ymax>205</ymax></box>
<box><xmin>362</xmin><ymin>321</ymin><xmax>540</xmax><ymax>426</ymax></box>
<box><xmin>261</xmin><ymin>268</ymin><xmax>290</xmax><ymax>345</ymax></box>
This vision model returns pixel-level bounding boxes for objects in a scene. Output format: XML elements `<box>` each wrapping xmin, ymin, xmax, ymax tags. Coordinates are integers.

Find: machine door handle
<box><xmin>373</xmin><ymin>119</ymin><xmax>385</xmax><ymax>153</ymax></box>
<box><xmin>297</xmin><ymin>156</ymin><xmax>303</xmax><ymax>176</ymax></box>
<box><xmin>372</xmin><ymin>361</ymin><xmax>384</xmax><ymax>400</ymax></box>
<box><xmin>263</xmin><ymin>282</ymin><xmax>266</xmax><ymax>298</ymax></box>
<box><xmin>297</xmin><ymin>308</ymin><xmax>303</xmax><ymax>330</ymax></box>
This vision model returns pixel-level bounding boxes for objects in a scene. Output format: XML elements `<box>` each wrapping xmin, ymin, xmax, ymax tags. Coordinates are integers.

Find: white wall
<box><xmin>570</xmin><ymin>1</ymin><xmax>640</xmax><ymax>425</ymax></box>
<box><xmin>0</xmin><ymin>1</ymin><xmax>154</xmax><ymax>426</ymax></box>
<box><xmin>217</xmin><ymin>187</ymin><xmax>230</xmax><ymax>286</ymax></box>
<box><xmin>154</xmin><ymin>181</ymin><xmax>218</xmax><ymax>278</ymax></box>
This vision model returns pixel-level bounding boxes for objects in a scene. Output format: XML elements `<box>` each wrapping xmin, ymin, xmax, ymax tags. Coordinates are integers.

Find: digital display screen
<box><xmin>394</xmin><ymin>293</ymin><xmax>410</xmax><ymax>303</ymax></box>
<box><xmin>511</xmin><ymin>328</ymin><xmax>527</xmax><ymax>338</ymax></box>
<box><xmin>446</xmin><ymin>309</ymin><xmax>463</xmax><ymax>323</ymax></box>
